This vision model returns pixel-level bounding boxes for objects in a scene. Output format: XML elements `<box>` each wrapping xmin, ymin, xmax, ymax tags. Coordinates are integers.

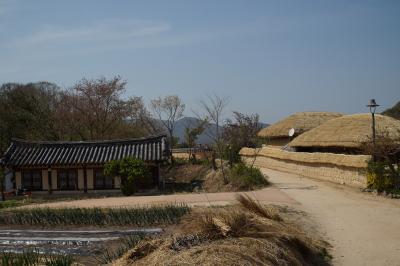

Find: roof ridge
<box><xmin>2</xmin><ymin>134</ymin><xmax>169</xmax><ymax>167</ymax></box>
<box><xmin>11</xmin><ymin>134</ymin><xmax>167</xmax><ymax>146</ymax></box>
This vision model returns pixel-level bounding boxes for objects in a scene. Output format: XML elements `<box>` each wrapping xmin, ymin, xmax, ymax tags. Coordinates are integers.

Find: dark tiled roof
<box><xmin>1</xmin><ymin>135</ymin><xmax>169</xmax><ymax>168</ymax></box>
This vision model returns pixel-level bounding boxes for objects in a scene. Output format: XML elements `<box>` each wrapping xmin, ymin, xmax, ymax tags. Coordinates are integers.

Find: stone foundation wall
<box><xmin>241</xmin><ymin>149</ymin><xmax>368</xmax><ymax>188</ymax></box>
<box><xmin>172</xmin><ymin>150</ymin><xmax>212</xmax><ymax>160</ymax></box>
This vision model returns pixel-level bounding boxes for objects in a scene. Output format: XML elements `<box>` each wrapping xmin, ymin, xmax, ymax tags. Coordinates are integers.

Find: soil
<box><xmin>21</xmin><ymin>187</ymin><xmax>296</xmax><ymax>209</ymax></box>
<box><xmin>163</xmin><ymin>163</ymin><xmax>269</xmax><ymax>193</ymax></box>
<box><xmin>201</xmin><ymin>168</ymin><xmax>231</xmax><ymax>192</ymax></box>
<box><xmin>263</xmin><ymin>168</ymin><xmax>400</xmax><ymax>266</ymax></box>
<box><xmin>162</xmin><ymin>163</ymin><xmax>210</xmax><ymax>184</ymax></box>
<box><xmin>8</xmin><ymin>168</ymin><xmax>400</xmax><ymax>265</ymax></box>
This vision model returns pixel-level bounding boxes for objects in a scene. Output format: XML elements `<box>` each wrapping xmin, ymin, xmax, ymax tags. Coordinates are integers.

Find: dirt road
<box><xmin>263</xmin><ymin>168</ymin><xmax>400</xmax><ymax>266</ymax></box>
<box><xmin>23</xmin><ymin>169</ymin><xmax>400</xmax><ymax>265</ymax></box>
<box><xmin>24</xmin><ymin>186</ymin><xmax>297</xmax><ymax>208</ymax></box>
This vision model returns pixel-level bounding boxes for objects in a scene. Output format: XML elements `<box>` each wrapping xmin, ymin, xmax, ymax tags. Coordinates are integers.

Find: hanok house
<box><xmin>0</xmin><ymin>134</ymin><xmax>169</xmax><ymax>194</ymax></box>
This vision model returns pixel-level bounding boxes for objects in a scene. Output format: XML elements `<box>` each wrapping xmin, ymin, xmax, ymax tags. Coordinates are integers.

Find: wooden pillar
<box><xmin>372</xmin><ymin>112</ymin><xmax>376</xmax><ymax>161</ymax></box>
<box><xmin>152</xmin><ymin>163</ymin><xmax>158</xmax><ymax>189</ymax></box>
<box><xmin>47</xmin><ymin>167</ymin><xmax>52</xmax><ymax>194</ymax></box>
<box><xmin>157</xmin><ymin>163</ymin><xmax>164</xmax><ymax>190</ymax></box>
<box><xmin>83</xmin><ymin>166</ymin><xmax>88</xmax><ymax>193</ymax></box>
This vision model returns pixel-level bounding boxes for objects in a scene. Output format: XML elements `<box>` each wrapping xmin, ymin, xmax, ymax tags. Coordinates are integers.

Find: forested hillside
<box><xmin>383</xmin><ymin>101</ymin><xmax>400</xmax><ymax>120</ymax></box>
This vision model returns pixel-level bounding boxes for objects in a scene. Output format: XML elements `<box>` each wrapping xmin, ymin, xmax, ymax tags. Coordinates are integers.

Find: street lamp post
<box><xmin>367</xmin><ymin>99</ymin><xmax>379</xmax><ymax>160</ymax></box>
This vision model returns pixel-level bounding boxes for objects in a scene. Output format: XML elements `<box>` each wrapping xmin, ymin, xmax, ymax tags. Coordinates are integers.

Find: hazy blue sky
<box><xmin>0</xmin><ymin>0</ymin><xmax>399</xmax><ymax>123</ymax></box>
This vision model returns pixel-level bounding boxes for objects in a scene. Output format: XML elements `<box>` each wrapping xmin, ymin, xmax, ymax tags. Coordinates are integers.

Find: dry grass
<box><xmin>113</xmin><ymin>196</ymin><xmax>330</xmax><ymax>266</ymax></box>
<box><xmin>163</xmin><ymin>163</ymin><xmax>210</xmax><ymax>184</ymax></box>
<box><xmin>236</xmin><ymin>194</ymin><xmax>282</xmax><ymax>221</ymax></box>
<box><xmin>202</xmin><ymin>168</ymin><xmax>231</xmax><ymax>192</ymax></box>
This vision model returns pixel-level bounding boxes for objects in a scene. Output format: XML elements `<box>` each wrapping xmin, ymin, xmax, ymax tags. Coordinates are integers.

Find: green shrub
<box><xmin>104</xmin><ymin>157</ymin><xmax>151</xmax><ymax>195</ymax></box>
<box><xmin>221</xmin><ymin>144</ymin><xmax>241</xmax><ymax>165</ymax></box>
<box><xmin>229</xmin><ymin>163</ymin><xmax>268</xmax><ymax>190</ymax></box>
<box><xmin>173</xmin><ymin>157</ymin><xmax>189</xmax><ymax>165</ymax></box>
<box><xmin>366</xmin><ymin>160</ymin><xmax>397</xmax><ymax>192</ymax></box>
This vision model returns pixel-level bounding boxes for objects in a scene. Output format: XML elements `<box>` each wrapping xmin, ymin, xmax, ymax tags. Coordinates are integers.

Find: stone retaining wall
<box><xmin>172</xmin><ymin>150</ymin><xmax>211</xmax><ymax>160</ymax></box>
<box><xmin>240</xmin><ymin>147</ymin><xmax>369</xmax><ymax>188</ymax></box>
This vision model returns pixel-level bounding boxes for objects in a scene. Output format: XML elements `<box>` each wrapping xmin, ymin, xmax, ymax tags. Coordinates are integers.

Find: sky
<box><xmin>0</xmin><ymin>0</ymin><xmax>399</xmax><ymax>123</ymax></box>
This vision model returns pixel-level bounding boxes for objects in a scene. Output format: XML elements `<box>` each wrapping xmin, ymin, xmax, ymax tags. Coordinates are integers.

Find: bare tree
<box><xmin>184</xmin><ymin>119</ymin><xmax>207</xmax><ymax>162</ymax></box>
<box><xmin>55</xmin><ymin>76</ymin><xmax>156</xmax><ymax>140</ymax></box>
<box><xmin>126</xmin><ymin>96</ymin><xmax>163</xmax><ymax>136</ymax></box>
<box><xmin>54</xmin><ymin>76</ymin><xmax>131</xmax><ymax>140</ymax></box>
<box><xmin>223</xmin><ymin>112</ymin><xmax>262</xmax><ymax>165</ymax></box>
<box><xmin>199</xmin><ymin>94</ymin><xmax>229</xmax><ymax>143</ymax></box>
<box><xmin>198</xmin><ymin>94</ymin><xmax>229</xmax><ymax>180</ymax></box>
<box><xmin>150</xmin><ymin>95</ymin><xmax>185</xmax><ymax>151</ymax></box>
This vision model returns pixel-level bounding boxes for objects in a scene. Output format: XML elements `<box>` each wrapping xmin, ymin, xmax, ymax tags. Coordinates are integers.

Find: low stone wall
<box><xmin>172</xmin><ymin>149</ymin><xmax>212</xmax><ymax>161</ymax></box>
<box><xmin>240</xmin><ymin>147</ymin><xmax>370</xmax><ymax>188</ymax></box>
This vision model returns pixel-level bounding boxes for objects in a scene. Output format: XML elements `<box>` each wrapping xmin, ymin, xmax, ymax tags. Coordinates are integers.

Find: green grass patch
<box><xmin>0</xmin><ymin>204</ymin><xmax>191</xmax><ymax>226</ymax></box>
<box><xmin>0</xmin><ymin>250</ymin><xmax>73</xmax><ymax>266</ymax></box>
<box><xmin>0</xmin><ymin>199</ymin><xmax>24</xmax><ymax>209</ymax></box>
<box><xmin>0</xmin><ymin>194</ymin><xmax>124</xmax><ymax>211</ymax></box>
<box><xmin>228</xmin><ymin>162</ymin><xmax>269</xmax><ymax>190</ymax></box>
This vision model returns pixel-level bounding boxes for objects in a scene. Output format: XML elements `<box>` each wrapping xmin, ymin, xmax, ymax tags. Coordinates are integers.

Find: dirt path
<box><xmin>21</xmin><ymin>169</ymin><xmax>400</xmax><ymax>265</ymax></box>
<box><xmin>23</xmin><ymin>186</ymin><xmax>297</xmax><ymax>208</ymax></box>
<box><xmin>263</xmin><ymin>168</ymin><xmax>400</xmax><ymax>266</ymax></box>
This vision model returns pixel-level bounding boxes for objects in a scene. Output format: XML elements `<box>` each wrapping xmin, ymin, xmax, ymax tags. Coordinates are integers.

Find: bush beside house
<box><xmin>104</xmin><ymin>157</ymin><xmax>151</xmax><ymax>196</ymax></box>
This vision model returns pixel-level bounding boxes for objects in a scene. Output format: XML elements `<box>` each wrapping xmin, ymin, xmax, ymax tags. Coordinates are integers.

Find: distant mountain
<box><xmin>150</xmin><ymin>116</ymin><xmax>269</xmax><ymax>145</ymax></box>
<box><xmin>172</xmin><ymin>117</ymin><xmax>219</xmax><ymax>145</ymax></box>
<box><xmin>382</xmin><ymin>101</ymin><xmax>400</xmax><ymax>120</ymax></box>
<box><xmin>258</xmin><ymin>122</ymin><xmax>269</xmax><ymax>129</ymax></box>
<box><xmin>172</xmin><ymin>117</ymin><xmax>269</xmax><ymax>145</ymax></box>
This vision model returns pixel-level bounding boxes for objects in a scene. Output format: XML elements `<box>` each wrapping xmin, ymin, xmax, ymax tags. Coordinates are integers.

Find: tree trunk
<box><xmin>170</xmin><ymin>150</ymin><xmax>175</xmax><ymax>165</ymax></box>
<box><xmin>0</xmin><ymin>172</ymin><xmax>5</xmax><ymax>201</ymax></box>
<box><xmin>220</xmin><ymin>161</ymin><xmax>228</xmax><ymax>184</ymax></box>
<box><xmin>169</xmin><ymin>130</ymin><xmax>175</xmax><ymax>165</ymax></box>
<box><xmin>211</xmin><ymin>150</ymin><xmax>217</xmax><ymax>170</ymax></box>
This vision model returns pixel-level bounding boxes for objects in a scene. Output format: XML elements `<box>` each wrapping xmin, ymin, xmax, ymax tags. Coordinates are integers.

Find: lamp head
<box><xmin>367</xmin><ymin>99</ymin><xmax>379</xmax><ymax>114</ymax></box>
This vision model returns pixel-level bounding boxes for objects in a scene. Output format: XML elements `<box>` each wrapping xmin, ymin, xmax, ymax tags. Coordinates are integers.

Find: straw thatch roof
<box><xmin>257</xmin><ymin>112</ymin><xmax>343</xmax><ymax>138</ymax></box>
<box><xmin>289</xmin><ymin>114</ymin><xmax>400</xmax><ymax>149</ymax></box>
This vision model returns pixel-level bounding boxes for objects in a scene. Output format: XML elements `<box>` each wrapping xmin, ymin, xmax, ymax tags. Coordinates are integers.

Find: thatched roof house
<box><xmin>257</xmin><ymin>112</ymin><xmax>343</xmax><ymax>146</ymax></box>
<box><xmin>289</xmin><ymin>114</ymin><xmax>400</xmax><ymax>153</ymax></box>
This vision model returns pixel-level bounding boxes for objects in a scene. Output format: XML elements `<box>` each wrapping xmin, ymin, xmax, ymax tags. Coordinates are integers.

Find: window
<box><xmin>94</xmin><ymin>169</ymin><xmax>114</xmax><ymax>189</ymax></box>
<box><xmin>58</xmin><ymin>169</ymin><xmax>78</xmax><ymax>190</ymax></box>
<box><xmin>22</xmin><ymin>170</ymin><xmax>42</xmax><ymax>190</ymax></box>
